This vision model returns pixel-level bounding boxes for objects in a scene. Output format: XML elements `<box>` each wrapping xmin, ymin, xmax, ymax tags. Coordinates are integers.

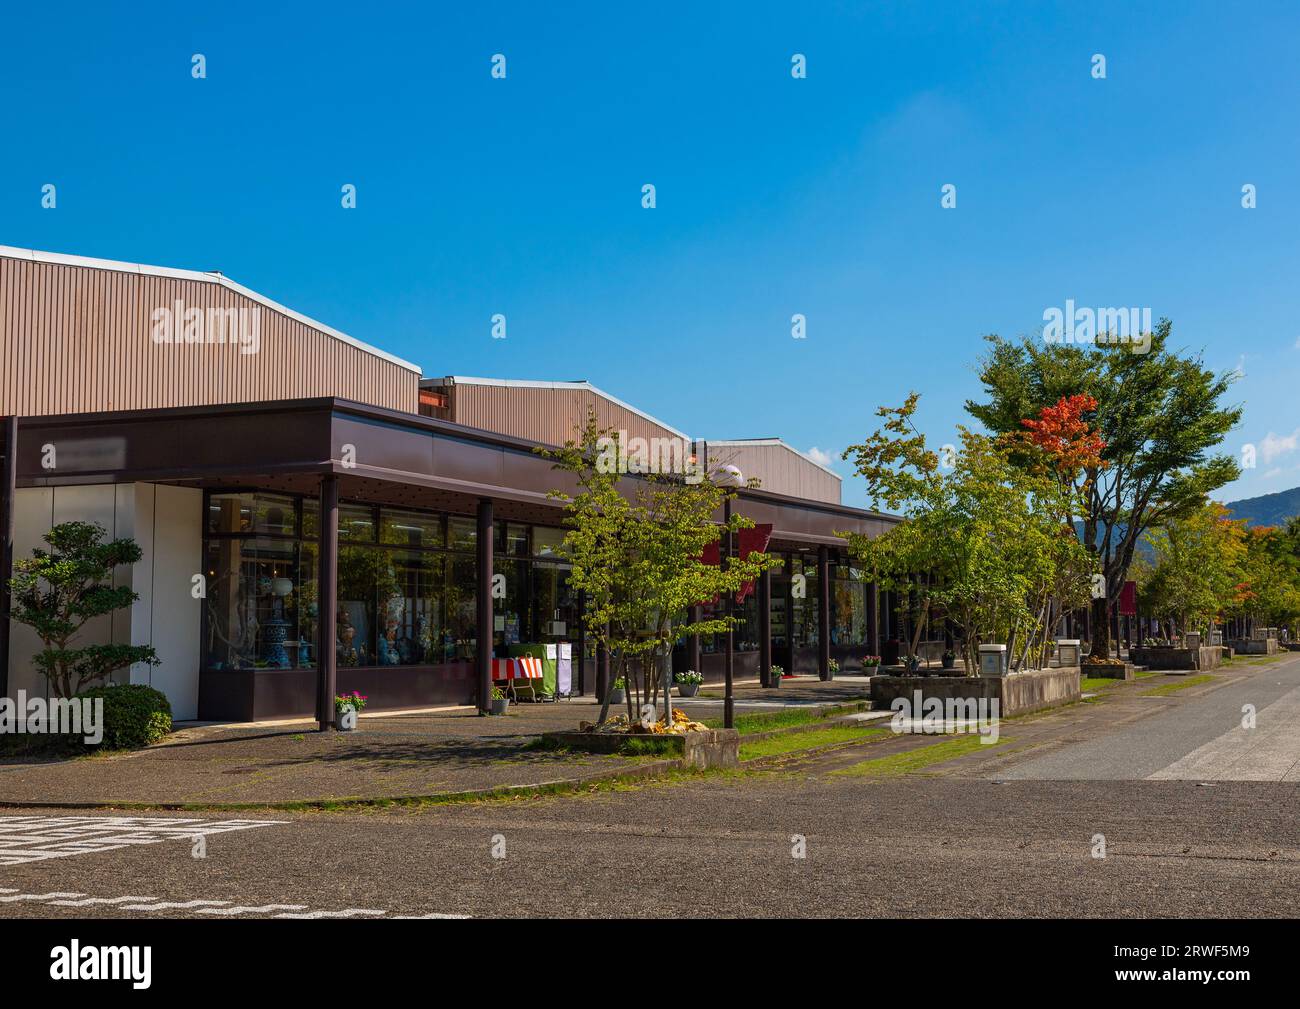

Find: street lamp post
<box><xmin>715</xmin><ymin>464</ymin><xmax>744</xmax><ymax>730</ymax></box>
<box><xmin>723</xmin><ymin>494</ymin><xmax>734</xmax><ymax>730</ymax></box>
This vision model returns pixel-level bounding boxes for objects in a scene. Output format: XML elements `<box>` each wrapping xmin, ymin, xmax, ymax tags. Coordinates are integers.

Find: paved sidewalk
<box><xmin>0</xmin><ymin>677</ymin><xmax>872</xmax><ymax>808</ymax></box>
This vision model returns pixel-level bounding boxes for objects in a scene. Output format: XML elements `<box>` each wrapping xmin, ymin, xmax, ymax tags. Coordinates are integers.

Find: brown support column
<box><xmin>0</xmin><ymin>418</ymin><xmax>15</xmax><ymax>698</ymax></box>
<box><xmin>476</xmin><ymin>498</ymin><xmax>494</xmax><ymax>713</ymax></box>
<box><xmin>723</xmin><ymin>497</ymin><xmax>734</xmax><ymax>728</ymax></box>
<box><xmin>817</xmin><ymin>546</ymin><xmax>831</xmax><ymax>680</ymax></box>
<box><xmin>758</xmin><ymin>569</ymin><xmax>772</xmax><ymax>687</ymax></box>
<box><xmin>576</xmin><ymin>589</ymin><xmax>587</xmax><ymax>696</ymax></box>
<box><xmin>316</xmin><ymin>475</ymin><xmax>339</xmax><ymax>731</ymax></box>
<box><xmin>867</xmin><ymin>580</ymin><xmax>880</xmax><ymax>658</ymax></box>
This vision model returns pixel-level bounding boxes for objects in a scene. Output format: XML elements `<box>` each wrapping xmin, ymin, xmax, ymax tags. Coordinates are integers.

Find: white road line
<box><xmin>195</xmin><ymin>904</ymin><xmax>308</xmax><ymax>916</ymax></box>
<box><xmin>391</xmin><ymin>913</ymin><xmax>473</xmax><ymax>919</ymax></box>
<box><xmin>47</xmin><ymin>896</ymin><xmax>158</xmax><ymax>907</ymax></box>
<box><xmin>118</xmin><ymin>899</ymin><xmax>231</xmax><ymax>911</ymax></box>
<box><xmin>0</xmin><ymin>891</ymin><xmax>84</xmax><ymax>903</ymax></box>
<box><xmin>273</xmin><ymin>908</ymin><xmax>388</xmax><ymax>919</ymax></box>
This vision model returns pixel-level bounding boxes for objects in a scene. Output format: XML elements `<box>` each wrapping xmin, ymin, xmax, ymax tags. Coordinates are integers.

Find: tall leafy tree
<box><xmin>1142</xmin><ymin>502</ymin><xmax>1247</xmax><ymax>637</ymax></box>
<box><xmin>540</xmin><ymin>412</ymin><xmax>772</xmax><ymax>727</ymax></box>
<box><xmin>8</xmin><ymin>521</ymin><xmax>159</xmax><ymax>698</ymax></box>
<box><xmin>841</xmin><ymin>395</ymin><xmax>1093</xmax><ymax>672</ymax></box>
<box><xmin>966</xmin><ymin>320</ymin><xmax>1241</xmax><ymax>658</ymax></box>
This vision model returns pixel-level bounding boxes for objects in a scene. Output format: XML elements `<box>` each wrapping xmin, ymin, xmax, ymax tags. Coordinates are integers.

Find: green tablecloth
<box><xmin>509</xmin><ymin>643</ymin><xmax>557</xmax><ymax>698</ymax></box>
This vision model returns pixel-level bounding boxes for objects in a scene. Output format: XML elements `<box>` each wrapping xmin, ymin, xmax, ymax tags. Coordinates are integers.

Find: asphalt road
<box><xmin>2</xmin><ymin>656</ymin><xmax>1297</xmax><ymax>919</ymax></box>
<box><xmin>999</xmin><ymin>654</ymin><xmax>1300</xmax><ymax>781</ymax></box>
<box><xmin>2</xmin><ymin>777</ymin><xmax>1296</xmax><ymax>918</ymax></box>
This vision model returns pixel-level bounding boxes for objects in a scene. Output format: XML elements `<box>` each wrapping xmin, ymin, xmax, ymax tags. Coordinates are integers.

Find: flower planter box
<box><xmin>870</xmin><ymin>667</ymin><xmax>1080</xmax><ymax>717</ymax></box>
<box><xmin>1129</xmin><ymin>647</ymin><xmax>1226</xmax><ymax>672</ymax></box>
<box><xmin>541</xmin><ymin>729</ymin><xmax>739</xmax><ymax>769</ymax></box>
<box><xmin>1080</xmin><ymin>660</ymin><xmax>1134</xmax><ymax>680</ymax></box>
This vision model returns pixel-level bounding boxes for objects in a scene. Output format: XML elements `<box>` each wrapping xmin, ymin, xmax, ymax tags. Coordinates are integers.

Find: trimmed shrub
<box><xmin>77</xmin><ymin>683</ymin><xmax>172</xmax><ymax>750</ymax></box>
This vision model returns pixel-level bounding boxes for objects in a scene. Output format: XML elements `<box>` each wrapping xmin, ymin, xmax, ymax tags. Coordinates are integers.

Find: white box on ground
<box><xmin>978</xmin><ymin>643</ymin><xmax>1008</xmax><ymax>678</ymax></box>
<box><xmin>1054</xmin><ymin>638</ymin><xmax>1081</xmax><ymax>666</ymax></box>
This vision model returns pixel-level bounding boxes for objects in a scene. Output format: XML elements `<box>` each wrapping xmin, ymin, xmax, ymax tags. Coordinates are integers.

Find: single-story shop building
<box><xmin>0</xmin><ymin>245</ymin><xmax>900</xmax><ymax>722</ymax></box>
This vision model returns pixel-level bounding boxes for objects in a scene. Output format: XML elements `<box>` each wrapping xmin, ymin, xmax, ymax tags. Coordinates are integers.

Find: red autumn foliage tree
<box><xmin>1018</xmin><ymin>394</ymin><xmax>1107</xmax><ymax>476</ymax></box>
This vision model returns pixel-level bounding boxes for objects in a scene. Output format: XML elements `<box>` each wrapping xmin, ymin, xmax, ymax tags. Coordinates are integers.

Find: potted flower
<box><xmin>608</xmin><ymin>677</ymin><xmax>626</xmax><ymax>705</ymax></box>
<box><xmin>675</xmin><ymin>671</ymin><xmax>703</xmax><ymax>697</ymax></box>
<box><xmin>770</xmin><ymin>664</ymin><xmax>785</xmax><ymax>680</ymax></box>
<box><xmin>862</xmin><ymin>655</ymin><xmax>881</xmax><ymax>673</ymax></box>
<box><xmin>827</xmin><ymin>658</ymin><xmax>840</xmax><ymax>679</ymax></box>
<box><xmin>941</xmin><ymin>649</ymin><xmax>956</xmax><ymax>670</ymax></box>
<box><xmin>489</xmin><ymin>685</ymin><xmax>510</xmax><ymax>716</ymax></box>
<box><xmin>334</xmin><ymin>690</ymin><xmax>368</xmax><ymax>731</ymax></box>
<box><xmin>904</xmin><ymin>653</ymin><xmax>923</xmax><ymax>674</ymax></box>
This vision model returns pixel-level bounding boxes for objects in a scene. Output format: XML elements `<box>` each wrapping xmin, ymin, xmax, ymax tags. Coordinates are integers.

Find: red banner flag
<box><xmin>735</xmin><ymin>524</ymin><xmax>773</xmax><ymax>603</ymax></box>
<box><xmin>1119</xmin><ymin>580</ymin><xmax>1137</xmax><ymax>616</ymax></box>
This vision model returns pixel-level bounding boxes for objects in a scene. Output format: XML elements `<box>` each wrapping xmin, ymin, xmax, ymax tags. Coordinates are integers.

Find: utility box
<box><xmin>978</xmin><ymin>644</ymin><xmax>1008</xmax><ymax>678</ymax></box>
<box><xmin>1054</xmin><ymin>638</ymin><xmax>1081</xmax><ymax>667</ymax></box>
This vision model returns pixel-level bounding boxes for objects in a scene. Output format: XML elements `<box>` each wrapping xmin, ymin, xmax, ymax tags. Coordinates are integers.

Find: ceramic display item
<box><xmin>262</xmin><ymin>618</ymin><xmax>291</xmax><ymax>668</ymax></box>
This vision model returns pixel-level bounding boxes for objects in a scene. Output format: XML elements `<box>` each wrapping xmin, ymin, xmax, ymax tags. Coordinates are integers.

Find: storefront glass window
<box><xmin>207</xmin><ymin>492</ymin><xmax>297</xmax><ymax>537</ymax></box>
<box><xmin>203</xmin><ymin>536</ymin><xmax>308</xmax><ymax>670</ymax></box>
<box><xmin>448</xmin><ymin>516</ymin><xmax>477</xmax><ymax>551</ymax></box>
<box><xmin>380</xmin><ymin>509</ymin><xmax>443</xmax><ymax>549</ymax></box>
<box><xmin>532</xmin><ymin>526</ymin><xmax>567</xmax><ymax>558</ymax></box>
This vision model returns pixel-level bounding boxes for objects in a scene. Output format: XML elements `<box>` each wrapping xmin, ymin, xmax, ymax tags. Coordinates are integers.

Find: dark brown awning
<box><xmin>14</xmin><ymin>398</ymin><xmax>898</xmax><ymax>545</ymax></box>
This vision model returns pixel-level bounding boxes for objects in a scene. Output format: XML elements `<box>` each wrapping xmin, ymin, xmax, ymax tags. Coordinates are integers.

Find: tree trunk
<box><xmin>1089</xmin><ymin>595</ymin><xmax>1110</xmax><ymax>659</ymax></box>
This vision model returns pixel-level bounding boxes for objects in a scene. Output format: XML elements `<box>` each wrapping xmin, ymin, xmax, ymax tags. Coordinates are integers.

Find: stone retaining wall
<box><xmin>869</xmin><ymin>667</ymin><xmax>1080</xmax><ymax>717</ymax></box>
<box><xmin>1230</xmin><ymin>638</ymin><xmax>1279</xmax><ymax>656</ymax></box>
<box><xmin>1130</xmin><ymin>646</ymin><xmax>1225</xmax><ymax>671</ymax></box>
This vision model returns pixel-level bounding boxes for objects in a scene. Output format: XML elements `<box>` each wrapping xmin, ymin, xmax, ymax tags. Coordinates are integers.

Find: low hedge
<box><xmin>78</xmin><ymin>683</ymin><xmax>173</xmax><ymax>750</ymax></box>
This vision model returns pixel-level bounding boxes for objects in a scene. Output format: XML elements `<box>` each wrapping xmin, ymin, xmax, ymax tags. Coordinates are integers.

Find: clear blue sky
<box><xmin>3</xmin><ymin>1</ymin><xmax>1297</xmax><ymax>507</ymax></box>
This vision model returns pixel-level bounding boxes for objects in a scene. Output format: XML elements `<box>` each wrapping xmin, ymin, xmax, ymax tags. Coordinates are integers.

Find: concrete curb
<box><xmin>0</xmin><ymin>757</ymin><xmax>689</xmax><ymax>812</ymax></box>
<box><xmin>0</xmin><ymin>697</ymin><xmax>905</xmax><ymax>811</ymax></box>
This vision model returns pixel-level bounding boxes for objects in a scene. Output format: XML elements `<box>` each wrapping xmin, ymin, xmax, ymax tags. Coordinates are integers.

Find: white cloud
<box><xmin>1264</xmin><ymin>468</ymin><xmax>1282</xmax><ymax>479</ymax></box>
<box><xmin>806</xmin><ymin>446</ymin><xmax>837</xmax><ymax>469</ymax></box>
<box><xmin>1260</xmin><ymin>428</ymin><xmax>1300</xmax><ymax>465</ymax></box>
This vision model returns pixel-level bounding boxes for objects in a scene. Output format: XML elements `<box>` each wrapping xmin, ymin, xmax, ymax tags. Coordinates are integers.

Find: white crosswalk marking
<box><xmin>0</xmin><ymin>814</ymin><xmax>286</xmax><ymax>866</ymax></box>
<box><xmin>195</xmin><ymin>904</ymin><xmax>308</xmax><ymax>915</ymax></box>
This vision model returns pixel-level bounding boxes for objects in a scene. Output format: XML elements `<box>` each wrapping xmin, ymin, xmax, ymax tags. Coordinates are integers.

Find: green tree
<box><xmin>8</xmin><ymin>521</ymin><xmax>159</xmax><ymax>698</ymax></box>
<box><xmin>841</xmin><ymin>396</ymin><xmax>1094</xmax><ymax>673</ymax></box>
<box><xmin>1142</xmin><ymin>502</ymin><xmax>1246</xmax><ymax>637</ymax></box>
<box><xmin>540</xmin><ymin>412</ymin><xmax>773</xmax><ymax>727</ymax></box>
<box><xmin>966</xmin><ymin>321</ymin><xmax>1241</xmax><ymax>659</ymax></box>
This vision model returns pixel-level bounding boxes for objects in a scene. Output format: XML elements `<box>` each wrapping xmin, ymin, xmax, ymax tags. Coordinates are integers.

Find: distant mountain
<box><xmin>1223</xmin><ymin>486</ymin><xmax>1300</xmax><ymax>528</ymax></box>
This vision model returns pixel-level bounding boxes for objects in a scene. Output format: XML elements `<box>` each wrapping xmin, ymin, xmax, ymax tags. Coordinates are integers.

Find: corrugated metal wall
<box><xmin>706</xmin><ymin>442</ymin><xmax>841</xmax><ymax>504</ymax></box>
<box><xmin>0</xmin><ymin>256</ymin><xmax>419</xmax><ymax>417</ymax></box>
<box><xmin>450</xmin><ymin>383</ymin><xmax>685</xmax><ymax>447</ymax></box>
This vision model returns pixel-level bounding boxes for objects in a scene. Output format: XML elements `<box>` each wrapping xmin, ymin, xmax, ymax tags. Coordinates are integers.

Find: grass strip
<box><xmin>739</xmin><ymin>725</ymin><xmax>887</xmax><ymax>761</ymax></box>
<box><xmin>831</xmin><ymin>733</ymin><xmax>1012</xmax><ymax>778</ymax></box>
<box><xmin>701</xmin><ymin>701</ymin><xmax>870</xmax><ymax>735</ymax></box>
<box><xmin>1141</xmin><ymin>674</ymin><xmax>1215</xmax><ymax>696</ymax></box>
